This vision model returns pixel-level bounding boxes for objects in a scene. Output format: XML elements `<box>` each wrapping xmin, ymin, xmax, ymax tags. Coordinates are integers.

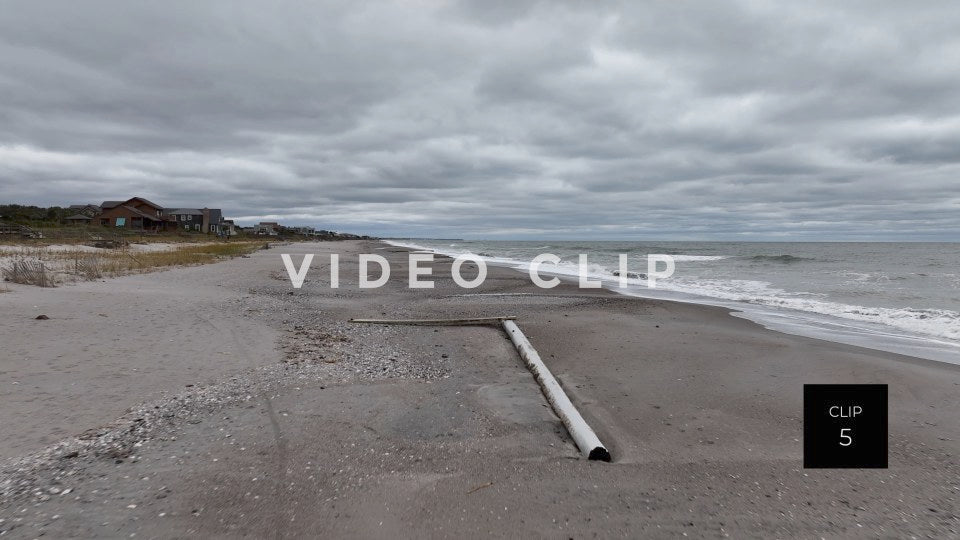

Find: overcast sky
<box><xmin>1</xmin><ymin>1</ymin><xmax>958</xmax><ymax>240</ymax></box>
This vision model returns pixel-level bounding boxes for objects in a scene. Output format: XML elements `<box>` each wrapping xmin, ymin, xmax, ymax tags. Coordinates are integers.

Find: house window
<box><xmin>100</xmin><ymin>218</ymin><xmax>109</xmax><ymax>225</ymax></box>
<box><xmin>184</xmin><ymin>225</ymin><xmax>189</xmax><ymax>230</ymax></box>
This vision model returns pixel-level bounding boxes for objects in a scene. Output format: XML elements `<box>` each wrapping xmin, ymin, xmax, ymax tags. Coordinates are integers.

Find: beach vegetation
<box><xmin>0</xmin><ymin>241</ymin><xmax>266</xmax><ymax>287</ymax></box>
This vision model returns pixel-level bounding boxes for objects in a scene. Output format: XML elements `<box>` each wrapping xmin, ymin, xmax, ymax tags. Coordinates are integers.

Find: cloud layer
<box><xmin>1</xmin><ymin>0</ymin><xmax>958</xmax><ymax>239</ymax></box>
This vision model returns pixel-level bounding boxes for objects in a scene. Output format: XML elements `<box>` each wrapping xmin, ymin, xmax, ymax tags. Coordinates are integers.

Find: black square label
<box><xmin>803</xmin><ymin>384</ymin><xmax>887</xmax><ymax>468</ymax></box>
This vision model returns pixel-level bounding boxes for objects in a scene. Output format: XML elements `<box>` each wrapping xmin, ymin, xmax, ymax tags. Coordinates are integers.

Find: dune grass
<box><xmin>100</xmin><ymin>242</ymin><xmax>264</xmax><ymax>273</ymax></box>
<box><xmin>1</xmin><ymin>241</ymin><xmax>266</xmax><ymax>287</ymax></box>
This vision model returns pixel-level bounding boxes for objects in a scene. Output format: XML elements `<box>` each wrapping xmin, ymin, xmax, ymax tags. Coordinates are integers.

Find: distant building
<box><xmin>254</xmin><ymin>222</ymin><xmax>280</xmax><ymax>236</ymax></box>
<box><xmin>203</xmin><ymin>208</ymin><xmax>224</xmax><ymax>234</ymax></box>
<box><xmin>166</xmin><ymin>209</ymin><xmax>205</xmax><ymax>232</ymax></box>
<box><xmin>67</xmin><ymin>204</ymin><xmax>101</xmax><ymax>217</ymax></box>
<box><xmin>291</xmin><ymin>226</ymin><xmax>316</xmax><ymax>236</ymax></box>
<box><xmin>164</xmin><ymin>207</ymin><xmax>224</xmax><ymax>234</ymax></box>
<box><xmin>92</xmin><ymin>197</ymin><xmax>174</xmax><ymax>231</ymax></box>
<box><xmin>64</xmin><ymin>214</ymin><xmax>93</xmax><ymax>226</ymax></box>
<box><xmin>221</xmin><ymin>219</ymin><xmax>238</xmax><ymax>236</ymax></box>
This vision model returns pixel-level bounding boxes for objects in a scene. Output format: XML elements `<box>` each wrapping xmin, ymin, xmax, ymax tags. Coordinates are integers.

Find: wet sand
<box><xmin>1</xmin><ymin>240</ymin><xmax>958</xmax><ymax>538</ymax></box>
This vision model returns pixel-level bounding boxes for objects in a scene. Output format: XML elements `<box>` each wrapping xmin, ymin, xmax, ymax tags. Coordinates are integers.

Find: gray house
<box><xmin>165</xmin><ymin>208</ymin><xmax>224</xmax><ymax>234</ymax></box>
<box><xmin>166</xmin><ymin>209</ymin><xmax>204</xmax><ymax>232</ymax></box>
<box><xmin>204</xmin><ymin>208</ymin><xmax>223</xmax><ymax>234</ymax></box>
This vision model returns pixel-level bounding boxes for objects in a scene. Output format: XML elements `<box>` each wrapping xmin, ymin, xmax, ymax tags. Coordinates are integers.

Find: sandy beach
<box><xmin>1</xmin><ymin>240</ymin><xmax>958</xmax><ymax>538</ymax></box>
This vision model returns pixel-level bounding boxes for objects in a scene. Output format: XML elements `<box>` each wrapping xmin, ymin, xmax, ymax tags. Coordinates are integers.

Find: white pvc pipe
<box><xmin>501</xmin><ymin>320</ymin><xmax>611</xmax><ymax>462</ymax></box>
<box><xmin>349</xmin><ymin>316</ymin><xmax>515</xmax><ymax>326</ymax></box>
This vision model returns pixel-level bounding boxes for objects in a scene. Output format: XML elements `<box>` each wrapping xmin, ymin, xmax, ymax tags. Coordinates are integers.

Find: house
<box><xmin>254</xmin><ymin>222</ymin><xmax>280</xmax><ymax>236</ymax></box>
<box><xmin>166</xmin><ymin>209</ymin><xmax>205</xmax><ymax>232</ymax></box>
<box><xmin>165</xmin><ymin>207</ymin><xmax>224</xmax><ymax>233</ymax></box>
<box><xmin>64</xmin><ymin>214</ymin><xmax>93</xmax><ymax>226</ymax></box>
<box><xmin>92</xmin><ymin>197</ymin><xmax>174</xmax><ymax>231</ymax></box>
<box><xmin>67</xmin><ymin>204</ymin><xmax>101</xmax><ymax>217</ymax></box>
<box><xmin>203</xmin><ymin>208</ymin><xmax>224</xmax><ymax>234</ymax></box>
<box><xmin>222</xmin><ymin>219</ymin><xmax>238</xmax><ymax>236</ymax></box>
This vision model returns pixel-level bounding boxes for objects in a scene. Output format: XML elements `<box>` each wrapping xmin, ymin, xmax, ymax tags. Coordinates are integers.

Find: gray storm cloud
<box><xmin>1</xmin><ymin>0</ymin><xmax>958</xmax><ymax>239</ymax></box>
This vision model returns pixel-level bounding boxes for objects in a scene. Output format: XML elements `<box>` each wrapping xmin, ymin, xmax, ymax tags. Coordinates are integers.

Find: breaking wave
<box><xmin>382</xmin><ymin>239</ymin><xmax>960</xmax><ymax>349</ymax></box>
<box><xmin>669</xmin><ymin>255</ymin><xmax>729</xmax><ymax>261</ymax></box>
<box><xmin>653</xmin><ymin>277</ymin><xmax>960</xmax><ymax>342</ymax></box>
<box><xmin>747</xmin><ymin>254</ymin><xmax>812</xmax><ymax>263</ymax></box>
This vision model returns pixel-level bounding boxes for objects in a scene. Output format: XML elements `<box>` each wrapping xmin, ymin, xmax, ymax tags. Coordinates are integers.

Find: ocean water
<box><xmin>385</xmin><ymin>239</ymin><xmax>960</xmax><ymax>364</ymax></box>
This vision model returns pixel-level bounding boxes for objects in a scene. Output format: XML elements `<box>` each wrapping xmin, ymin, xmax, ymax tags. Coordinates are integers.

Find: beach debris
<box><xmin>347</xmin><ymin>314</ymin><xmax>611</xmax><ymax>462</ymax></box>
<box><xmin>35</xmin><ymin>314</ymin><xmax>49</xmax><ymax>320</ymax></box>
<box><xmin>349</xmin><ymin>316</ymin><xmax>516</xmax><ymax>326</ymax></box>
<box><xmin>466</xmin><ymin>482</ymin><xmax>494</xmax><ymax>494</ymax></box>
<box><xmin>502</xmin><ymin>320</ymin><xmax>611</xmax><ymax>462</ymax></box>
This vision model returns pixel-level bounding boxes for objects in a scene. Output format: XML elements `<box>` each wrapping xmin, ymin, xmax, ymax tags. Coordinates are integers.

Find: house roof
<box><xmin>102</xmin><ymin>197</ymin><xmax>164</xmax><ymax>210</ymax></box>
<box><xmin>64</xmin><ymin>214</ymin><xmax>92</xmax><ymax>220</ymax></box>
<box><xmin>122</xmin><ymin>205</ymin><xmax>172</xmax><ymax>221</ymax></box>
<box><xmin>166</xmin><ymin>208</ymin><xmax>204</xmax><ymax>215</ymax></box>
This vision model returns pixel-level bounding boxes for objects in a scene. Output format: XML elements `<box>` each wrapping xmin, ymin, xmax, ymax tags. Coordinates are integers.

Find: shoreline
<box><xmin>382</xmin><ymin>239</ymin><xmax>960</xmax><ymax>365</ymax></box>
<box><xmin>1</xmin><ymin>239</ymin><xmax>958</xmax><ymax>537</ymax></box>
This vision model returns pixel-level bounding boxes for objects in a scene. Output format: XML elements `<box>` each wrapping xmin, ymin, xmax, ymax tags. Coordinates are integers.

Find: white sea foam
<box><xmin>381</xmin><ymin>239</ymin><xmax>960</xmax><ymax>348</ymax></box>
<box><xmin>648</xmin><ymin>277</ymin><xmax>960</xmax><ymax>343</ymax></box>
<box><xmin>383</xmin><ymin>239</ymin><xmax>435</xmax><ymax>252</ymax></box>
<box><xmin>668</xmin><ymin>255</ymin><xmax>729</xmax><ymax>261</ymax></box>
